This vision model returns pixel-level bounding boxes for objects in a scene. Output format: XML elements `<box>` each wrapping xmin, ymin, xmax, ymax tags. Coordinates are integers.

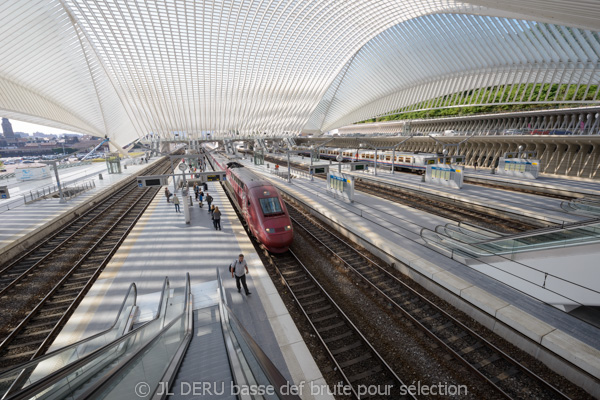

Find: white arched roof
<box><xmin>305</xmin><ymin>14</ymin><xmax>600</xmax><ymax>133</ymax></box>
<box><xmin>0</xmin><ymin>1</ymin><xmax>599</xmax><ymax>145</ymax></box>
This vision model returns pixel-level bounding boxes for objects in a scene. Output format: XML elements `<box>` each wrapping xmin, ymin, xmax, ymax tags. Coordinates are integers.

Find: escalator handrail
<box><xmin>78</xmin><ymin>305</ymin><xmax>190</xmax><ymax>400</ymax></box>
<box><xmin>80</xmin><ymin>275</ymin><xmax>192</xmax><ymax>400</ymax></box>
<box><xmin>151</xmin><ymin>273</ymin><xmax>193</xmax><ymax>400</ymax></box>
<box><xmin>5</xmin><ymin>278</ymin><xmax>171</xmax><ymax>400</ymax></box>
<box><xmin>217</xmin><ymin>268</ymin><xmax>301</xmax><ymax>400</ymax></box>
<box><xmin>0</xmin><ymin>282</ymin><xmax>137</xmax><ymax>384</ymax></box>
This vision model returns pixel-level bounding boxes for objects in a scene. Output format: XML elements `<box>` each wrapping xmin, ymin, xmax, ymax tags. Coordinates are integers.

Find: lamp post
<box><xmin>287</xmin><ymin>151</ymin><xmax>291</xmax><ymax>183</ymax></box>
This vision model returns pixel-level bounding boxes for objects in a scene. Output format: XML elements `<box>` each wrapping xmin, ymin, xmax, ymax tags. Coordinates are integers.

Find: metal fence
<box><xmin>0</xmin><ymin>179</ymin><xmax>96</xmax><ymax>213</ymax></box>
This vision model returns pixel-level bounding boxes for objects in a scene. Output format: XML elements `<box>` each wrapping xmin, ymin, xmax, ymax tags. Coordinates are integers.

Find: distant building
<box><xmin>2</xmin><ymin>118</ymin><xmax>15</xmax><ymax>140</ymax></box>
<box><xmin>33</xmin><ymin>132</ymin><xmax>57</xmax><ymax>139</ymax></box>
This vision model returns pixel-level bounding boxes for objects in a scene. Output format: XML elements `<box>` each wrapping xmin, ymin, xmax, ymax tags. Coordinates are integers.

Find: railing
<box><xmin>561</xmin><ymin>197</ymin><xmax>600</xmax><ymax>217</ymax></box>
<box><xmin>0</xmin><ymin>282</ymin><xmax>138</xmax><ymax>399</ymax></box>
<box><xmin>0</xmin><ymin>179</ymin><xmax>96</xmax><ymax>213</ymax></box>
<box><xmin>81</xmin><ymin>274</ymin><xmax>192</xmax><ymax>400</ymax></box>
<box><xmin>217</xmin><ymin>268</ymin><xmax>300</xmax><ymax>400</ymax></box>
<box><xmin>422</xmin><ymin>219</ymin><xmax>600</xmax><ymax>258</ymax></box>
<box><xmin>420</xmin><ymin>227</ymin><xmax>600</xmax><ymax>307</ymax></box>
<box><xmin>56</xmin><ymin>161</ymin><xmax>93</xmax><ymax>170</ymax></box>
<box><xmin>1</xmin><ymin>277</ymin><xmax>173</xmax><ymax>400</ymax></box>
<box><xmin>23</xmin><ymin>180</ymin><xmax>96</xmax><ymax>204</ymax></box>
<box><xmin>0</xmin><ymin>173</ymin><xmax>15</xmax><ymax>181</ymax></box>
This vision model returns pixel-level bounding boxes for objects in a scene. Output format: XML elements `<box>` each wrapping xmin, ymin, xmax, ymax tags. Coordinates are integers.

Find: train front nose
<box><xmin>264</xmin><ymin>225</ymin><xmax>294</xmax><ymax>252</ymax></box>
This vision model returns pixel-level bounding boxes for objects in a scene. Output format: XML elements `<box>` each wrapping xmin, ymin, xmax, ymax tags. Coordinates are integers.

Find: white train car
<box><xmin>312</xmin><ymin>148</ymin><xmax>453</xmax><ymax>173</ymax></box>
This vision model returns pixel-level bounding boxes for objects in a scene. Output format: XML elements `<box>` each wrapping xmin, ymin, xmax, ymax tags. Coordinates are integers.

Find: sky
<box><xmin>7</xmin><ymin>119</ymin><xmax>82</xmax><ymax>136</ymax></box>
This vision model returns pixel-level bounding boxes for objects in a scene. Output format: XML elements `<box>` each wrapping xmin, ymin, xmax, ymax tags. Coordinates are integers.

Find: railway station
<box><xmin>1</xmin><ymin>1</ymin><xmax>600</xmax><ymax>399</ymax></box>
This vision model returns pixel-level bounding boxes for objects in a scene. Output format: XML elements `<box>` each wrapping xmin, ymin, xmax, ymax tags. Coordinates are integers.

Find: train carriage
<box><xmin>219</xmin><ymin>160</ymin><xmax>294</xmax><ymax>253</ymax></box>
<box><xmin>310</xmin><ymin>148</ymin><xmax>442</xmax><ymax>173</ymax></box>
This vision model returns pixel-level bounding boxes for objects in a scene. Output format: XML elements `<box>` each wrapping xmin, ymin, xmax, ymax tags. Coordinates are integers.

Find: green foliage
<box><xmin>359</xmin><ymin>83</ymin><xmax>599</xmax><ymax>123</ymax></box>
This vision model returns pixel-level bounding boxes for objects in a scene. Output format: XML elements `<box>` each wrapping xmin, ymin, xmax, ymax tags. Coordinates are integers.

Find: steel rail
<box><xmin>0</xmin><ymin>159</ymin><xmax>169</xmax><ymax>275</ymax></box>
<box><xmin>0</xmin><ymin>186</ymin><xmax>139</xmax><ymax>296</ymax></box>
<box><xmin>287</xmin><ymin>204</ymin><xmax>570</xmax><ymax>400</ymax></box>
<box><xmin>271</xmin><ymin>250</ymin><xmax>415</xmax><ymax>400</ymax></box>
<box><xmin>0</xmin><ymin>187</ymin><xmax>156</xmax><ymax>364</ymax></box>
<box><xmin>0</xmin><ymin>160</ymin><xmax>172</xmax><ymax>369</ymax></box>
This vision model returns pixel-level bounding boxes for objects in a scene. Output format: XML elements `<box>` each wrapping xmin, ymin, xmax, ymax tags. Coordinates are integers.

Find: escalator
<box><xmin>422</xmin><ymin>218</ymin><xmax>600</xmax><ymax>260</ymax></box>
<box><xmin>0</xmin><ymin>272</ymin><xmax>298</xmax><ymax>400</ymax></box>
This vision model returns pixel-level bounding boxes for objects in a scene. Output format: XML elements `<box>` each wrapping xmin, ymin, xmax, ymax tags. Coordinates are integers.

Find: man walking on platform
<box><xmin>231</xmin><ymin>254</ymin><xmax>251</xmax><ymax>295</ymax></box>
<box><xmin>206</xmin><ymin>193</ymin><xmax>213</xmax><ymax>212</ymax></box>
<box><xmin>172</xmin><ymin>194</ymin><xmax>181</xmax><ymax>213</ymax></box>
<box><xmin>213</xmin><ymin>206</ymin><xmax>222</xmax><ymax>230</ymax></box>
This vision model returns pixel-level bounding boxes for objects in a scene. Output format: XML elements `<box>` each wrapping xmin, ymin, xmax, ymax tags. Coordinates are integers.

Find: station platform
<box><xmin>2</xmin><ymin>161</ymin><xmax>104</xmax><ymax>197</ymax></box>
<box><xmin>49</xmin><ymin>174</ymin><xmax>331</xmax><ymax>399</ymax></box>
<box><xmin>262</xmin><ymin>153</ymin><xmax>589</xmax><ymax>226</ymax></box>
<box><xmin>464</xmin><ymin>168</ymin><xmax>600</xmax><ymax>199</ymax></box>
<box><xmin>232</xmin><ymin>155</ymin><xmax>600</xmax><ymax>395</ymax></box>
<box><xmin>0</xmin><ymin>157</ymin><xmax>158</xmax><ymax>253</ymax></box>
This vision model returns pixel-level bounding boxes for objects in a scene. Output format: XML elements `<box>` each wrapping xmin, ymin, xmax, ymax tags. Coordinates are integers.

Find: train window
<box><xmin>385</xmin><ymin>156</ymin><xmax>390</xmax><ymax>161</ymax></box>
<box><xmin>259</xmin><ymin>197</ymin><xmax>283</xmax><ymax>215</ymax></box>
<box><xmin>398</xmin><ymin>157</ymin><xmax>404</xmax><ymax>162</ymax></box>
<box><xmin>405</xmin><ymin>157</ymin><xmax>411</xmax><ymax>163</ymax></box>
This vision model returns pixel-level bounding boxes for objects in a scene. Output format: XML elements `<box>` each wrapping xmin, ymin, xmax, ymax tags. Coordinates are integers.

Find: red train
<box><xmin>217</xmin><ymin>159</ymin><xmax>294</xmax><ymax>253</ymax></box>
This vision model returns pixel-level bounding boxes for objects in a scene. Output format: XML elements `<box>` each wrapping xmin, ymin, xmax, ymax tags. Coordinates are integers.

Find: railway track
<box><xmin>207</xmin><ymin>158</ymin><xmax>413</xmax><ymax>399</ymax></box>
<box><xmin>285</xmin><ymin>202</ymin><xmax>571</xmax><ymax>400</ymax></box>
<box><xmin>271</xmin><ymin>250</ymin><xmax>415</xmax><ymax>399</ymax></box>
<box><xmin>0</xmin><ymin>159</ymin><xmax>171</xmax><ymax>370</ymax></box>
<box><xmin>258</xmin><ymin>153</ymin><xmax>540</xmax><ymax>233</ymax></box>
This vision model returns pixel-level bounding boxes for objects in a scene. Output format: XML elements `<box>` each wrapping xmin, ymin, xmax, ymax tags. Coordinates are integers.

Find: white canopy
<box><xmin>0</xmin><ymin>1</ymin><xmax>599</xmax><ymax>144</ymax></box>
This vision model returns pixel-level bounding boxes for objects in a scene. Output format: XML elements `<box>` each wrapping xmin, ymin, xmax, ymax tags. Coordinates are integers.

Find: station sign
<box><xmin>349</xmin><ymin>161</ymin><xmax>370</xmax><ymax>171</ymax></box>
<box><xmin>327</xmin><ymin>171</ymin><xmax>355</xmax><ymax>203</ymax></box>
<box><xmin>309</xmin><ymin>164</ymin><xmax>330</xmax><ymax>175</ymax></box>
<box><xmin>137</xmin><ymin>175</ymin><xmax>171</xmax><ymax>187</ymax></box>
<box><xmin>497</xmin><ymin>158</ymin><xmax>540</xmax><ymax>179</ymax></box>
<box><xmin>425</xmin><ymin>164</ymin><xmax>464</xmax><ymax>189</ymax></box>
<box><xmin>188</xmin><ymin>171</ymin><xmax>227</xmax><ymax>183</ymax></box>
<box><xmin>206</xmin><ymin>174</ymin><xmax>224</xmax><ymax>181</ymax></box>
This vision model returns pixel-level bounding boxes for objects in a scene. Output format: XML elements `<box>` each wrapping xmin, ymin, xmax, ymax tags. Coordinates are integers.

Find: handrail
<box><xmin>3</xmin><ymin>277</ymin><xmax>171</xmax><ymax>400</ymax></box>
<box><xmin>151</xmin><ymin>273</ymin><xmax>193</xmax><ymax>400</ymax></box>
<box><xmin>468</xmin><ymin>217</ymin><xmax>600</xmax><ymax>245</ymax></box>
<box><xmin>0</xmin><ymin>282</ymin><xmax>137</xmax><ymax>399</ymax></box>
<box><xmin>216</xmin><ymin>268</ymin><xmax>253</xmax><ymax>400</ymax></box>
<box><xmin>217</xmin><ymin>268</ymin><xmax>301</xmax><ymax>400</ymax></box>
<box><xmin>78</xmin><ymin>310</ymin><xmax>187</xmax><ymax>399</ymax></box>
<box><xmin>81</xmin><ymin>276</ymin><xmax>191</xmax><ymax>399</ymax></box>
